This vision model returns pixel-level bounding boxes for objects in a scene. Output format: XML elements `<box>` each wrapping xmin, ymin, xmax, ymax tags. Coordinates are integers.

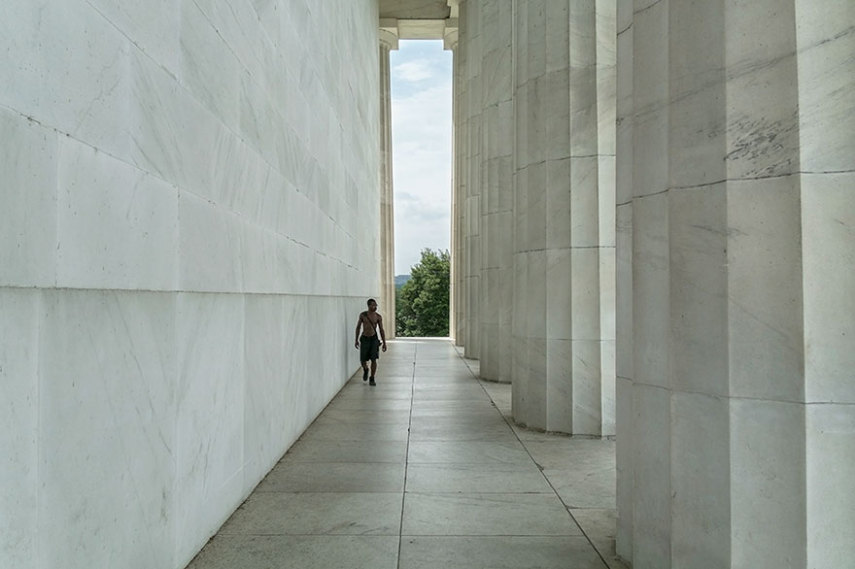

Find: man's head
<box><xmin>367</xmin><ymin>298</ymin><xmax>377</xmax><ymax>312</ymax></box>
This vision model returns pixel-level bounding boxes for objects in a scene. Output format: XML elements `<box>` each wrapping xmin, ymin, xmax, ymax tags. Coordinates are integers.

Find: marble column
<box><xmin>458</xmin><ymin>0</ymin><xmax>481</xmax><ymax>359</ymax></box>
<box><xmin>615</xmin><ymin>1</ymin><xmax>855</xmax><ymax>567</ymax></box>
<box><xmin>447</xmin><ymin>27</ymin><xmax>465</xmax><ymax>347</ymax></box>
<box><xmin>379</xmin><ymin>31</ymin><xmax>397</xmax><ymax>337</ymax></box>
<box><xmin>476</xmin><ymin>1</ymin><xmax>514</xmax><ymax>382</ymax></box>
<box><xmin>614</xmin><ymin>0</ymin><xmax>634</xmax><ymax>561</ymax></box>
<box><xmin>511</xmin><ymin>0</ymin><xmax>616</xmax><ymax>435</ymax></box>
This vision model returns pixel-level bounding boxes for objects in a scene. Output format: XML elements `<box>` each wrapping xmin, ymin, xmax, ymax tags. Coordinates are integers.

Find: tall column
<box><xmin>477</xmin><ymin>1</ymin><xmax>514</xmax><ymax>383</ymax></box>
<box><xmin>379</xmin><ymin>30</ymin><xmax>397</xmax><ymax>337</ymax></box>
<box><xmin>447</xmin><ymin>20</ymin><xmax>465</xmax><ymax>347</ymax></box>
<box><xmin>614</xmin><ymin>0</ymin><xmax>634</xmax><ymax>561</ymax></box>
<box><xmin>459</xmin><ymin>0</ymin><xmax>481</xmax><ymax>359</ymax></box>
<box><xmin>594</xmin><ymin>0</ymin><xmax>617</xmax><ymax>435</ymax></box>
<box><xmin>511</xmin><ymin>0</ymin><xmax>616</xmax><ymax>435</ymax></box>
<box><xmin>615</xmin><ymin>1</ymin><xmax>855</xmax><ymax>567</ymax></box>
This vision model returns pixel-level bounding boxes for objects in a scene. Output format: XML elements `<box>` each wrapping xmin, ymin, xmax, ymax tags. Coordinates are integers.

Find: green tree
<box><xmin>396</xmin><ymin>249</ymin><xmax>450</xmax><ymax>337</ymax></box>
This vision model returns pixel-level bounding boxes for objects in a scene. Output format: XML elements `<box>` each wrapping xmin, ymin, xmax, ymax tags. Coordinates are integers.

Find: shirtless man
<box><xmin>354</xmin><ymin>298</ymin><xmax>387</xmax><ymax>385</ymax></box>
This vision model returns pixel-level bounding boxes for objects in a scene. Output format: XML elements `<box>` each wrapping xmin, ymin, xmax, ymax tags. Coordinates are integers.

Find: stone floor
<box><xmin>186</xmin><ymin>339</ymin><xmax>626</xmax><ymax>569</ymax></box>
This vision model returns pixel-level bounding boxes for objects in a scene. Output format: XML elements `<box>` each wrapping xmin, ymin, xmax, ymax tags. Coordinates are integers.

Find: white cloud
<box><xmin>392</xmin><ymin>59</ymin><xmax>434</xmax><ymax>83</ymax></box>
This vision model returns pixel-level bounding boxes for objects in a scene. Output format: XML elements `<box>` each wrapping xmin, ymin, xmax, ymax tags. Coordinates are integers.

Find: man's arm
<box><xmin>354</xmin><ymin>314</ymin><xmax>363</xmax><ymax>348</ymax></box>
<box><xmin>378</xmin><ymin>315</ymin><xmax>387</xmax><ymax>351</ymax></box>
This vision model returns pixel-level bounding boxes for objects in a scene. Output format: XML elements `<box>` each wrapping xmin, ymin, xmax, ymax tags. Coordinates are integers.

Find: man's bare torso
<box><xmin>359</xmin><ymin>311</ymin><xmax>382</xmax><ymax>337</ymax></box>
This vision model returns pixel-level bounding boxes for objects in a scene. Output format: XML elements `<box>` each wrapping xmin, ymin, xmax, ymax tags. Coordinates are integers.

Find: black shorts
<box><xmin>360</xmin><ymin>335</ymin><xmax>380</xmax><ymax>362</ymax></box>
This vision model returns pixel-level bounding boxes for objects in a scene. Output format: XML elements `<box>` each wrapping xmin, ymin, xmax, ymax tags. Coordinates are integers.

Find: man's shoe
<box><xmin>362</xmin><ymin>368</ymin><xmax>369</xmax><ymax>381</ymax></box>
<box><xmin>369</xmin><ymin>377</ymin><xmax>376</xmax><ymax>386</ymax></box>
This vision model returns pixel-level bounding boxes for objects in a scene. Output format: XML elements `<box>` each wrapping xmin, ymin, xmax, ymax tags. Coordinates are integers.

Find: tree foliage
<box><xmin>396</xmin><ymin>249</ymin><xmax>450</xmax><ymax>337</ymax></box>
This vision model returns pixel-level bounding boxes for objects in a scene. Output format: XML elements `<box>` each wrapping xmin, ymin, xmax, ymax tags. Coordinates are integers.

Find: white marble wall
<box><xmin>615</xmin><ymin>0</ymin><xmax>855</xmax><ymax>567</ymax></box>
<box><xmin>0</xmin><ymin>1</ymin><xmax>381</xmax><ymax>568</ymax></box>
<box><xmin>511</xmin><ymin>0</ymin><xmax>616</xmax><ymax>435</ymax></box>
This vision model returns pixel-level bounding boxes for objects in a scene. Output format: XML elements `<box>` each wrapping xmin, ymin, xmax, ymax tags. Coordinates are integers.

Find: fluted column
<box><xmin>459</xmin><ymin>0</ymin><xmax>481</xmax><ymax>359</ymax></box>
<box><xmin>447</xmin><ymin>26</ymin><xmax>465</xmax><ymax>347</ymax></box>
<box><xmin>476</xmin><ymin>1</ymin><xmax>514</xmax><ymax>383</ymax></box>
<box><xmin>511</xmin><ymin>0</ymin><xmax>616</xmax><ymax>435</ymax></box>
<box><xmin>615</xmin><ymin>1</ymin><xmax>855</xmax><ymax>567</ymax></box>
<box><xmin>614</xmin><ymin>0</ymin><xmax>633</xmax><ymax>561</ymax></box>
<box><xmin>379</xmin><ymin>30</ymin><xmax>397</xmax><ymax>337</ymax></box>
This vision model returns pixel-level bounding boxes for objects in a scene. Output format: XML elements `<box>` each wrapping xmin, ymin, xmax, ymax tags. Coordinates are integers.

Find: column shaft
<box><xmin>511</xmin><ymin>0</ymin><xmax>616</xmax><ymax>435</ymax></box>
<box><xmin>615</xmin><ymin>1</ymin><xmax>855</xmax><ymax>567</ymax></box>
<box><xmin>379</xmin><ymin>40</ymin><xmax>396</xmax><ymax>337</ymax></box>
<box><xmin>459</xmin><ymin>0</ymin><xmax>482</xmax><ymax>359</ymax></box>
<box><xmin>477</xmin><ymin>0</ymin><xmax>514</xmax><ymax>383</ymax></box>
<box><xmin>450</xmin><ymin>39</ymin><xmax>466</xmax><ymax>346</ymax></box>
<box><xmin>614</xmin><ymin>0</ymin><xmax>633</xmax><ymax>561</ymax></box>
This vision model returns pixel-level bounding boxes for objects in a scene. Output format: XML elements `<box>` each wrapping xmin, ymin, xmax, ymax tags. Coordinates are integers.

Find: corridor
<box><xmin>186</xmin><ymin>339</ymin><xmax>622</xmax><ymax>569</ymax></box>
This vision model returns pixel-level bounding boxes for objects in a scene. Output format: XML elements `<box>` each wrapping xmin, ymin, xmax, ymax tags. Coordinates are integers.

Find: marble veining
<box><xmin>2</xmin><ymin>1</ymin><xmax>380</xmax><ymax>568</ymax></box>
<box><xmin>616</xmin><ymin>2</ymin><xmax>855</xmax><ymax>567</ymax></box>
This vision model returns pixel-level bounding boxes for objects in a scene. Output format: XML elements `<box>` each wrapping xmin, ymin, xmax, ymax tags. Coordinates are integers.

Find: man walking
<box><xmin>354</xmin><ymin>298</ymin><xmax>387</xmax><ymax>385</ymax></box>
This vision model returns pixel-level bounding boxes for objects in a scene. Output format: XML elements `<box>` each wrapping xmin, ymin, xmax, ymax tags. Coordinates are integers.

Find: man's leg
<box><xmin>361</xmin><ymin>360</ymin><xmax>369</xmax><ymax>381</ymax></box>
<box><xmin>369</xmin><ymin>358</ymin><xmax>377</xmax><ymax>385</ymax></box>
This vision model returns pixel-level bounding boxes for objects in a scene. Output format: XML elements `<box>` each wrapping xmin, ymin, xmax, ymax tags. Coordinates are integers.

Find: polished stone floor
<box><xmin>186</xmin><ymin>339</ymin><xmax>625</xmax><ymax>569</ymax></box>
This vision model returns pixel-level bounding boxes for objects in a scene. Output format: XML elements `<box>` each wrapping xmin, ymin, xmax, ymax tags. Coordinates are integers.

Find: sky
<box><xmin>390</xmin><ymin>40</ymin><xmax>453</xmax><ymax>276</ymax></box>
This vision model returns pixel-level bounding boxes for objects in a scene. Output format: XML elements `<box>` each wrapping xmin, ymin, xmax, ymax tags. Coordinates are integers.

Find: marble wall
<box><xmin>0</xmin><ymin>1</ymin><xmax>381</xmax><ymax>568</ymax></box>
<box><xmin>615</xmin><ymin>0</ymin><xmax>855</xmax><ymax>566</ymax></box>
